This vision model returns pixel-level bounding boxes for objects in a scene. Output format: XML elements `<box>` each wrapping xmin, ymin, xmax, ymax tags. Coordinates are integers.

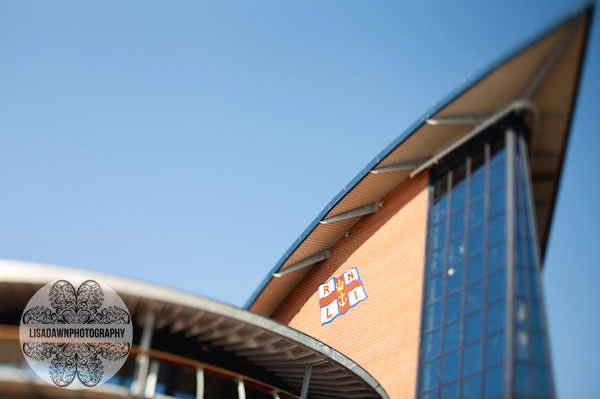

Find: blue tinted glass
<box><xmin>445</xmin><ymin>292</ymin><xmax>462</xmax><ymax>322</ymax></box>
<box><xmin>442</xmin><ymin>351</ymin><xmax>459</xmax><ymax>383</ymax></box>
<box><xmin>421</xmin><ymin>391</ymin><xmax>438</xmax><ymax>399</ymax></box>
<box><xmin>426</xmin><ymin>302</ymin><xmax>442</xmax><ymax>331</ymax></box>
<box><xmin>516</xmin><ymin>268</ymin><xmax>526</xmax><ymax>296</ymax></box>
<box><xmin>463</xmin><ymin>342</ymin><xmax>482</xmax><ymax>376</ymax></box>
<box><xmin>489</xmin><ymin>186</ymin><xmax>506</xmax><ymax>216</ymax></box>
<box><xmin>443</xmin><ymin>321</ymin><xmax>461</xmax><ymax>352</ymax></box>
<box><xmin>485</xmin><ymin>332</ymin><xmax>504</xmax><ymax>367</ymax></box>
<box><xmin>422</xmin><ymin>359</ymin><xmax>440</xmax><ymax>391</ymax></box>
<box><xmin>468</xmin><ymin>225</ymin><xmax>484</xmax><ymax>255</ymax></box>
<box><xmin>532</xmin><ymin>332</ymin><xmax>546</xmax><ymax>365</ymax></box>
<box><xmin>464</xmin><ymin>311</ymin><xmax>482</xmax><ymax>344</ymax></box>
<box><xmin>467</xmin><ymin>254</ymin><xmax>483</xmax><ymax>283</ymax></box>
<box><xmin>515</xmin><ymin>300</ymin><xmax>528</xmax><ymax>328</ymax></box>
<box><xmin>528</xmin><ymin>269</ymin><xmax>539</xmax><ymax>299</ymax></box>
<box><xmin>533</xmin><ymin>366</ymin><xmax>551</xmax><ymax>398</ymax></box>
<box><xmin>486</xmin><ymin>302</ymin><xmax>504</xmax><ymax>335</ymax></box>
<box><xmin>530</xmin><ymin>300</ymin><xmax>542</xmax><ymax>331</ymax></box>
<box><xmin>490</xmin><ymin>159</ymin><xmax>505</xmax><ymax>189</ymax></box>
<box><xmin>433</xmin><ymin>196</ymin><xmax>448</xmax><ymax>224</ymax></box>
<box><xmin>488</xmin><ymin>214</ymin><xmax>506</xmax><ymax>244</ymax></box>
<box><xmin>491</xmin><ymin>146</ymin><xmax>506</xmax><ymax>164</ymax></box>
<box><xmin>470</xmin><ymin>171</ymin><xmax>485</xmax><ymax>201</ymax></box>
<box><xmin>428</xmin><ymin>274</ymin><xmax>443</xmax><ymax>303</ymax></box>
<box><xmin>451</xmin><ymin>183</ymin><xmax>466</xmax><ymax>212</ymax></box>
<box><xmin>441</xmin><ymin>382</ymin><xmax>458</xmax><ymax>399</ymax></box>
<box><xmin>515</xmin><ymin>330</ymin><xmax>530</xmax><ymax>362</ymax></box>
<box><xmin>487</xmin><ymin>241</ymin><xmax>505</xmax><ymax>273</ymax></box>
<box><xmin>430</xmin><ymin>248</ymin><xmax>445</xmax><ymax>275</ymax></box>
<box><xmin>424</xmin><ymin>330</ymin><xmax>441</xmax><ymax>360</ymax></box>
<box><xmin>486</xmin><ymin>271</ymin><xmax>505</xmax><ymax>304</ymax></box>
<box><xmin>466</xmin><ymin>282</ymin><xmax>483</xmax><ymax>313</ymax></box>
<box><xmin>449</xmin><ymin>211</ymin><xmax>465</xmax><ymax>239</ymax></box>
<box><xmin>484</xmin><ymin>366</ymin><xmax>503</xmax><ymax>399</ymax></box>
<box><xmin>462</xmin><ymin>374</ymin><xmax>481</xmax><ymax>399</ymax></box>
<box><xmin>514</xmin><ymin>363</ymin><xmax>532</xmax><ymax>396</ymax></box>
<box><xmin>448</xmin><ymin>236</ymin><xmax>465</xmax><ymax>265</ymax></box>
<box><xmin>469</xmin><ymin>199</ymin><xmax>484</xmax><ymax>228</ymax></box>
<box><xmin>446</xmin><ymin>264</ymin><xmax>463</xmax><ymax>293</ymax></box>
<box><xmin>431</xmin><ymin>221</ymin><xmax>446</xmax><ymax>249</ymax></box>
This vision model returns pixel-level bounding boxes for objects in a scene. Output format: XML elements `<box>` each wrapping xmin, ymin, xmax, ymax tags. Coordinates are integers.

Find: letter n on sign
<box><xmin>318</xmin><ymin>267</ymin><xmax>367</xmax><ymax>325</ymax></box>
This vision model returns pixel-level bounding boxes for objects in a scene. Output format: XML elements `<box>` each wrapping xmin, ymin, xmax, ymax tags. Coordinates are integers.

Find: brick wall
<box><xmin>272</xmin><ymin>171</ymin><xmax>429</xmax><ymax>398</ymax></box>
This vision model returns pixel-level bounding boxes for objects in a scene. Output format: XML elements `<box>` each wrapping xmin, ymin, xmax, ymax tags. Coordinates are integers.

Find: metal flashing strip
<box><xmin>369</xmin><ymin>158</ymin><xmax>430</xmax><ymax>174</ymax></box>
<box><xmin>318</xmin><ymin>202</ymin><xmax>378</xmax><ymax>224</ymax></box>
<box><xmin>272</xmin><ymin>249</ymin><xmax>330</xmax><ymax>278</ymax></box>
<box><xmin>412</xmin><ymin>99</ymin><xmax>539</xmax><ymax>178</ymax></box>
<box><xmin>425</xmin><ymin>115</ymin><xmax>487</xmax><ymax>126</ymax></box>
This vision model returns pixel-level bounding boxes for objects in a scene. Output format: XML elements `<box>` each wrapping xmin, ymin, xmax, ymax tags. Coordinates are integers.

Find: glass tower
<box><xmin>417</xmin><ymin>117</ymin><xmax>554</xmax><ymax>399</ymax></box>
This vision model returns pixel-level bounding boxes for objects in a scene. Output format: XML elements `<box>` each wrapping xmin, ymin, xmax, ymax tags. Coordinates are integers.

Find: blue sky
<box><xmin>1</xmin><ymin>1</ymin><xmax>598</xmax><ymax>397</ymax></box>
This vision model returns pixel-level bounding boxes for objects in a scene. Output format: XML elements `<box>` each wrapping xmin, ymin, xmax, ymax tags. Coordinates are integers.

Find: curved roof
<box><xmin>0</xmin><ymin>260</ymin><xmax>387</xmax><ymax>399</ymax></box>
<box><xmin>246</xmin><ymin>5</ymin><xmax>594</xmax><ymax>316</ymax></box>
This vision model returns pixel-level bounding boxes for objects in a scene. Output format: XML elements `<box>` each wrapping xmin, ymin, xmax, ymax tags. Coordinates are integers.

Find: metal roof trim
<box><xmin>0</xmin><ymin>259</ymin><xmax>388</xmax><ymax>398</ymax></box>
<box><xmin>245</xmin><ymin>3</ymin><xmax>594</xmax><ymax>311</ymax></box>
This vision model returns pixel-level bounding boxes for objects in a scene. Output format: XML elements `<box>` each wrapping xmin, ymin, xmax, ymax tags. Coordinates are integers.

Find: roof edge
<box><xmin>245</xmin><ymin>3</ymin><xmax>595</xmax><ymax>311</ymax></box>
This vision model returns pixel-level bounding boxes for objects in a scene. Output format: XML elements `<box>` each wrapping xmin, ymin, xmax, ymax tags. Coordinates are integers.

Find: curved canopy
<box><xmin>0</xmin><ymin>260</ymin><xmax>387</xmax><ymax>399</ymax></box>
<box><xmin>246</xmin><ymin>6</ymin><xmax>593</xmax><ymax>317</ymax></box>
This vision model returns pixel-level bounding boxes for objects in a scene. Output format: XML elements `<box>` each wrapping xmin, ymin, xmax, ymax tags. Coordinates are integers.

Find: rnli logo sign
<box><xmin>318</xmin><ymin>267</ymin><xmax>367</xmax><ymax>325</ymax></box>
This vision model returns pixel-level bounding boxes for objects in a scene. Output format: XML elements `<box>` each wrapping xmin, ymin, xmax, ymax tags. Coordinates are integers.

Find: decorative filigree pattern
<box><xmin>22</xmin><ymin>280</ymin><xmax>131</xmax><ymax>387</ymax></box>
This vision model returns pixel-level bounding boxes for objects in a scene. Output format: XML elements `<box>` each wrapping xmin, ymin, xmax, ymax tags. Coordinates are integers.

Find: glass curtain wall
<box><xmin>417</xmin><ymin>118</ymin><xmax>554</xmax><ymax>399</ymax></box>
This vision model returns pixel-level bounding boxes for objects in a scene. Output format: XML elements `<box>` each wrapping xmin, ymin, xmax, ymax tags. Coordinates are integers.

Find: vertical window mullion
<box><xmin>505</xmin><ymin>127</ymin><xmax>517</xmax><ymax>399</ymax></box>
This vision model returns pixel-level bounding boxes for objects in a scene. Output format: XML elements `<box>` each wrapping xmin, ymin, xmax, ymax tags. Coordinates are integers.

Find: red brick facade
<box><xmin>272</xmin><ymin>172</ymin><xmax>429</xmax><ymax>398</ymax></box>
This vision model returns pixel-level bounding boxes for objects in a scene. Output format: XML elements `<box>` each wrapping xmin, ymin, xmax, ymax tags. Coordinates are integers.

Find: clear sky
<box><xmin>1</xmin><ymin>1</ymin><xmax>598</xmax><ymax>397</ymax></box>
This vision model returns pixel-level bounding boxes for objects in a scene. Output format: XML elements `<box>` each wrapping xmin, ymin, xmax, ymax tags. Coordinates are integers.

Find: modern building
<box><xmin>0</xmin><ymin>5</ymin><xmax>593</xmax><ymax>399</ymax></box>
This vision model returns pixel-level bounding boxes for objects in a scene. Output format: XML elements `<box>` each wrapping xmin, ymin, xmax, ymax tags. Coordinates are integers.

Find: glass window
<box><xmin>443</xmin><ymin>321</ymin><xmax>461</xmax><ymax>352</ymax></box>
<box><xmin>462</xmin><ymin>374</ymin><xmax>481</xmax><ymax>399</ymax></box>
<box><xmin>515</xmin><ymin>300</ymin><xmax>528</xmax><ymax>328</ymax></box>
<box><xmin>489</xmin><ymin>159</ymin><xmax>505</xmax><ymax>189</ymax></box>
<box><xmin>441</xmin><ymin>382</ymin><xmax>458</xmax><ymax>399</ymax></box>
<box><xmin>486</xmin><ymin>271</ymin><xmax>505</xmax><ymax>304</ymax></box>
<box><xmin>449</xmin><ymin>211</ymin><xmax>465</xmax><ymax>239</ymax></box>
<box><xmin>463</xmin><ymin>342</ymin><xmax>482</xmax><ymax>376</ymax></box>
<box><xmin>421</xmin><ymin>391</ymin><xmax>438</xmax><ymax>399</ymax></box>
<box><xmin>532</xmin><ymin>331</ymin><xmax>546</xmax><ymax>365</ymax></box>
<box><xmin>433</xmin><ymin>196</ymin><xmax>448</xmax><ymax>224</ymax></box>
<box><xmin>485</xmin><ymin>332</ymin><xmax>504</xmax><ymax>367</ymax></box>
<box><xmin>431</xmin><ymin>221</ymin><xmax>446</xmax><ymax>249</ymax></box>
<box><xmin>488</xmin><ymin>214</ymin><xmax>505</xmax><ymax>244</ymax></box>
<box><xmin>468</xmin><ymin>225</ymin><xmax>484</xmax><ymax>255</ymax></box>
<box><xmin>464</xmin><ymin>312</ymin><xmax>482</xmax><ymax>344</ymax></box>
<box><xmin>422</xmin><ymin>359</ymin><xmax>441</xmax><ymax>391</ymax></box>
<box><xmin>448</xmin><ymin>236</ymin><xmax>465</xmax><ymax>265</ymax></box>
<box><xmin>514</xmin><ymin>364</ymin><xmax>532</xmax><ymax>397</ymax></box>
<box><xmin>487</xmin><ymin>241</ymin><xmax>505</xmax><ymax>273</ymax></box>
<box><xmin>430</xmin><ymin>248</ymin><xmax>445</xmax><ymax>275</ymax></box>
<box><xmin>442</xmin><ymin>351</ymin><xmax>460</xmax><ymax>383</ymax></box>
<box><xmin>470</xmin><ymin>171</ymin><xmax>485</xmax><ymax>201</ymax></box>
<box><xmin>451</xmin><ymin>183</ymin><xmax>466</xmax><ymax>212</ymax></box>
<box><xmin>469</xmin><ymin>199</ymin><xmax>484</xmax><ymax>227</ymax></box>
<box><xmin>426</xmin><ymin>302</ymin><xmax>442</xmax><ymax>332</ymax></box>
<box><xmin>515</xmin><ymin>330</ymin><xmax>530</xmax><ymax>362</ymax></box>
<box><xmin>533</xmin><ymin>366</ymin><xmax>551</xmax><ymax>397</ymax></box>
<box><xmin>428</xmin><ymin>274</ymin><xmax>444</xmax><ymax>303</ymax></box>
<box><xmin>486</xmin><ymin>302</ymin><xmax>504</xmax><ymax>335</ymax></box>
<box><xmin>445</xmin><ymin>292</ymin><xmax>462</xmax><ymax>322</ymax></box>
<box><xmin>446</xmin><ymin>264</ymin><xmax>463</xmax><ymax>293</ymax></box>
<box><xmin>424</xmin><ymin>330</ymin><xmax>441</xmax><ymax>360</ymax></box>
<box><xmin>467</xmin><ymin>253</ymin><xmax>483</xmax><ymax>283</ymax></box>
<box><xmin>466</xmin><ymin>282</ymin><xmax>483</xmax><ymax>313</ymax></box>
<box><xmin>530</xmin><ymin>300</ymin><xmax>542</xmax><ymax>331</ymax></box>
<box><xmin>484</xmin><ymin>366</ymin><xmax>503</xmax><ymax>399</ymax></box>
<box><xmin>489</xmin><ymin>186</ymin><xmax>505</xmax><ymax>216</ymax></box>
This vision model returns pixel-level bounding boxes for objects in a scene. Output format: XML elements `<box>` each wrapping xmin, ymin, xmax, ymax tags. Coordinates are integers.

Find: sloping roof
<box><xmin>0</xmin><ymin>260</ymin><xmax>387</xmax><ymax>399</ymax></box>
<box><xmin>247</xmin><ymin>5</ymin><xmax>594</xmax><ymax>316</ymax></box>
